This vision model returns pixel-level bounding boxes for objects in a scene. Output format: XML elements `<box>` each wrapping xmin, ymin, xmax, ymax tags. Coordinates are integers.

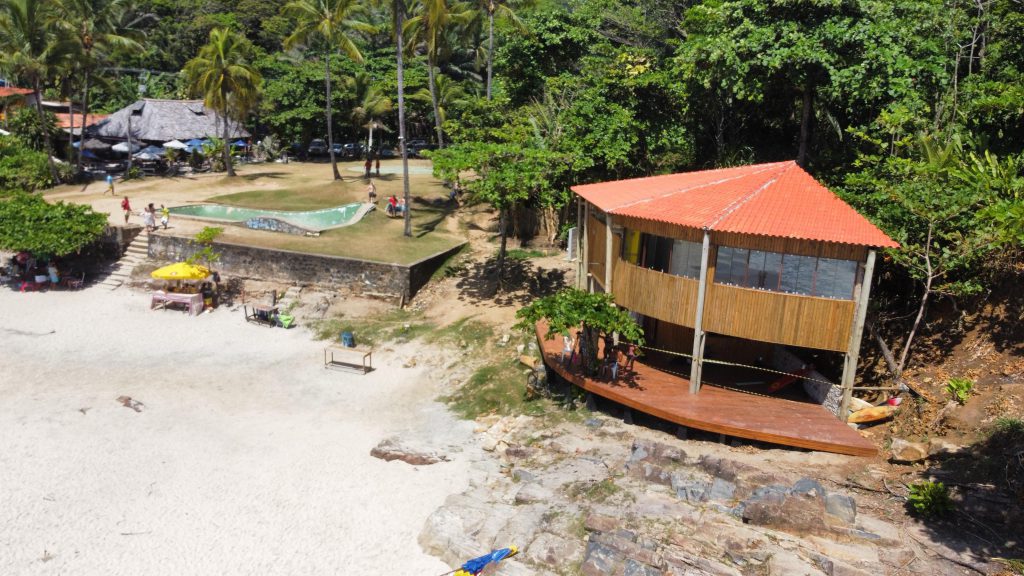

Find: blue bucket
<box><xmin>340</xmin><ymin>331</ymin><xmax>355</xmax><ymax>348</ymax></box>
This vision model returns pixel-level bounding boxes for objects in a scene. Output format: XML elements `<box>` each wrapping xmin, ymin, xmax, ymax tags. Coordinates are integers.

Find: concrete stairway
<box><xmin>274</xmin><ymin>285</ymin><xmax>302</xmax><ymax>313</ymax></box>
<box><xmin>96</xmin><ymin>232</ymin><xmax>149</xmax><ymax>290</ymax></box>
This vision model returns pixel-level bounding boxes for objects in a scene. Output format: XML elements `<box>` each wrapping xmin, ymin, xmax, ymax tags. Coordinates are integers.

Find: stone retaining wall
<box><xmin>148</xmin><ymin>233</ymin><xmax>465</xmax><ymax>300</ymax></box>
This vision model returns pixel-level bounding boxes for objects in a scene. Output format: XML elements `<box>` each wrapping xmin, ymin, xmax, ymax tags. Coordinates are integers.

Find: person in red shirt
<box><xmin>375</xmin><ymin>156</ymin><xmax>380</xmax><ymax>177</ymax></box>
<box><xmin>121</xmin><ymin>196</ymin><xmax>132</xmax><ymax>224</ymax></box>
<box><xmin>386</xmin><ymin>194</ymin><xmax>398</xmax><ymax>217</ymax></box>
<box><xmin>364</xmin><ymin>156</ymin><xmax>372</xmax><ymax>178</ymax></box>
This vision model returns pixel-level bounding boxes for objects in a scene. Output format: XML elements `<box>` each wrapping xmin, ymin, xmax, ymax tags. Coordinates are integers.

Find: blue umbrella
<box><xmin>231</xmin><ymin>139</ymin><xmax>247</xmax><ymax>147</ymax></box>
<box><xmin>185</xmin><ymin>138</ymin><xmax>207</xmax><ymax>147</ymax></box>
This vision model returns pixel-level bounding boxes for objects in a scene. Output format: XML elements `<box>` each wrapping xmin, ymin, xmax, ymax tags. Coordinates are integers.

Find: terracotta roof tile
<box><xmin>0</xmin><ymin>86</ymin><xmax>34</xmax><ymax>98</ymax></box>
<box><xmin>572</xmin><ymin>161</ymin><xmax>898</xmax><ymax>249</ymax></box>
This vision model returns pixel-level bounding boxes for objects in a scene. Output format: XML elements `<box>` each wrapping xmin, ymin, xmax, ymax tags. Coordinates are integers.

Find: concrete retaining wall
<box><xmin>147</xmin><ymin>233</ymin><xmax>465</xmax><ymax>300</ymax></box>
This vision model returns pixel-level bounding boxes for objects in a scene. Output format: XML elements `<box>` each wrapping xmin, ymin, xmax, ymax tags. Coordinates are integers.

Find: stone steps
<box><xmin>275</xmin><ymin>285</ymin><xmax>302</xmax><ymax>313</ymax></box>
<box><xmin>96</xmin><ymin>232</ymin><xmax>149</xmax><ymax>290</ymax></box>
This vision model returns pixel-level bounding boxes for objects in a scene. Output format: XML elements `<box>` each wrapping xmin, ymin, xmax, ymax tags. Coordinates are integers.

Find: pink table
<box><xmin>151</xmin><ymin>291</ymin><xmax>204</xmax><ymax>316</ymax></box>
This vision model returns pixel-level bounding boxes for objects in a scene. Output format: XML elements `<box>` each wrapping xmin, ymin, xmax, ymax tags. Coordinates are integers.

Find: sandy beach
<box><xmin>0</xmin><ymin>286</ymin><xmax>478</xmax><ymax>575</ymax></box>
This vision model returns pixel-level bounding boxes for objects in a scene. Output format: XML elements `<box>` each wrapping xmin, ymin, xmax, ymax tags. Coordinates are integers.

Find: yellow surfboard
<box><xmin>847</xmin><ymin>405</ymin><xmax>898</xmax><ymax>424</ymax></box>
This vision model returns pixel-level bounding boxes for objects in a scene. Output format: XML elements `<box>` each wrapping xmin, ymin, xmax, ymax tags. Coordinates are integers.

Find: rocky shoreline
<box><xmin>401</xmin><ymin>413</ymin><xmax>996</xmax><ymax>575</ymax></box>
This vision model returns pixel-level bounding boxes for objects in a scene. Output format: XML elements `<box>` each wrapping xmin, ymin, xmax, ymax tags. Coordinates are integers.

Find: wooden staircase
<box><xmin>96</xmin><ymin>232</ymin><xmax>149</xmax><ymax>290</ymax></box>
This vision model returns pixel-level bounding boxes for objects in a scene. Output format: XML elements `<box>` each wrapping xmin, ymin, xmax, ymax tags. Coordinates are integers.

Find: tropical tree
<box><xmin>54</xmin><ymin>0</ymin><xmax>147</xmax><ymax>173</ymax></box>
<box><xmin>514</xmin><ymin>288</ymin><xmax>644</xmax><ymax>376</ymax></box>
<box><xmin>403</xmin><ymin>0</ymin><xmax>474</xmax><ymax>148</ymax></box>
<box><xmin>284</xmin><ymin>0</ymin><xmax>372</xmax><ymax>180</ymax></box>
<box><xmin>0</xmin><ymin>0</ymin><xmax>62</xmax><ymax>181</ymax></box>
<box><xmin>183</xmin><ymin>27</ymin><xmax>262</xmax><ymax>177</ymax></box>
<box><xmin>476</xmin><ymin>0</ymin><xmax>526</xmax><ymax>100</ymax></box>
<box><xmin>429</xmin><ymin>141</ymin><xmax>564</xmax><ymax>286</ymax></box>
<box><xmin>409</xmin><ymin>72</ymin><xmax>466</xmax><ymax>126</ymax></box>
<box><xmin>344</xmin><ymin>71</ymin><xmax>392</xmax><ymax>149</ymax></box>
<box><xmin>0</xmin><ymin>193</ymin><xmax>107</xmax><ymax>256</ymax></box>
<box><xmin>393</xmin><ymin>0</ymin><xmax>413</xmax><ymax>236</ymax></box>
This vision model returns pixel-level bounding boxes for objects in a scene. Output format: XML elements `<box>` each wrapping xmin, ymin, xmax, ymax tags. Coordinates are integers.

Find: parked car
<box><xmin>342</xmin><ymin>142</ymin><xmax>365</xmax><ymax>158</ymax></box>
<box><xmin>330</xmin><ymin>142</ymin><xmax>344</xmax><ymax>156</ymax></box>
<box><xmin>307</xmin><ymin>138</ymin><xmax>328</xmax><ymax>156</ymax></box>
<box><xmin>378</xmin><ymin>147</ymin><xmax>397</xmax><ymax>158</ymax></box>
<box><xmin>409</xmin><ymin>142</ymin><xmax>437</xmax><ymax>157</ymax></box>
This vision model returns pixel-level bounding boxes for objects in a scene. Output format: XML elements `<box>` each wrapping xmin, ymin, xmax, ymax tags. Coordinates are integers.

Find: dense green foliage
<box><xmin>1</xmin><ymin>0</ymin><xmax>1021</xmax><ymax>371</ymax></box>
<box><xmin>0</xmin><ymin>136</ymin><xmax>55</xmax><ymax>194</ymax></box>
<box><xmin>515</xmin><ymin>288</ymin><xmax>643</xmax><ymax>375</ymax></box>
<box><xmin>0</xmin><ymin>193</ymin><xmax>107</xmax><ymax>256</ymax></box>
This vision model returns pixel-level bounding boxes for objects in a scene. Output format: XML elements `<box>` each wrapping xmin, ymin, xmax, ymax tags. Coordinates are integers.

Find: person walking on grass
<box><xmin>121</xmin><ymin>196</ymin><xmax>132</xmax><ymax>224</ymax></box>
<box><xmin>367</xmin><ymin>180</ymin><xmax>377</xmax><ymax>204</ymax></box>
<box><xmin>364</xmin><ymin>155</ymin><xmax>372</xmax><ymax>178</ymax></box>
<box><xmin>375</xmin><ymin>156</ymin><xmax>380</xmax><ymax>177</ymax></box>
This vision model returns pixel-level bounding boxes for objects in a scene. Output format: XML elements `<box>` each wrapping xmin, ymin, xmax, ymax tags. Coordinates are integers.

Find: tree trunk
<box><xmin>427</xmin><ymin>57</ymin><xmax>444</xmax><ymax>148</ymax></box>
<box><xmin>223</xmin><ymin>104</ymin><xmax>235</xmax><ymax>177</ymax></box>
<box><xmin>76</xmin><ymin>71</ymin><xmax>91</xmax><ymax>174</ymax></box>
<box><xmin>496</xmin><ymin>204</ymin><xmax>508</xmax><ymax>286</ymax></box>
<box><xmin>396</xmin><ymin>0</ymin><xmax>412</xmax><ymax>237</ymax></box>
<box><xmin>325</xmin><ymin>53</ymin><xmax>341</xmax><ymax>180</ymax></box>
<box><xmin>33</xmin><ymin>79</ymin><xmax>59</xmax><ymax>182</ymax></box>
<box><xmin>486</xmin><ymin>5</ymin><xmax>494</xmax><ymax>101</ymax></box>
<box><xmin>797</xmin><ymin>81</ymin><xmax>814</xmax><ymax>167</ymax></box>
<box><xmin>896</xmin><ymin>223</ymin><xmax>936</xmax><ymax>376</ymax></box>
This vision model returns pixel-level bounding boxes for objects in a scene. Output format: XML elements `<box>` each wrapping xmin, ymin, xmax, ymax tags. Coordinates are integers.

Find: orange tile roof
<box><xmin>572</xmin><ymin>161</ymin><xmax>898</xmax><ymax>249</ymax></box>
<box><xmin>0</xmin><ymin>86</ymin><xmax>34</xmax><ymax>98</ymax></box>
<box><xmin>54</xmin><ymin>112</ymin><xmax>108</xmax><ymax>130</ymax></box>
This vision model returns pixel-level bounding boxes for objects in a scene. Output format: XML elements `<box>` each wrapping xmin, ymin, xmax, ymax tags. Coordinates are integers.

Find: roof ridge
<box><xmin>608</xmin><ymin>162</ymin><xmax>786</xmax><ymax>212</ymax></box>
<box><xmin>705</xmin><ymin>162</ymin><xmax>792</xmax><ymax>230</ymax></box>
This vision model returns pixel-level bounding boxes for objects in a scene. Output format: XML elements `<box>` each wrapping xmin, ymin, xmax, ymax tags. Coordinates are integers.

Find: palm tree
<box><xmin>344</xmin><ymin>71</ymin><xmax>392</xmax><ymax>149</ymax></box>
<box><xmin>477</xmin><ymin>0</ymin><xmax>525</xmax><ymax>100</ymax></box>
<box><xmin>409</xmin><ymin>72</ymin><xmax>466</xmax><ymax>125</ymax></box>
<box><xmin>183</xmin><ymin>28</ymin><xmax>262</xmax><ymax>178</ymax></box>
<box><xmin>403</xmin><ymin>0</ymin><xmax>474</xmax><ymax>148</ymax></box>
<box><xmin>0</xmin><ymin>0</ymin><xmax>62</xmax><ymax>181</ymax></box>
<box><xmin>54</xmin><ymin>0</ymin><xmax>147</xmax><ymax>173</ymax></box>
<box><xmin>393</xmin><ymin>0</ymin><xmax>413</xmax><ymax>236</ymax></box>
<box><xmin>284</xmin><ymin>0</ymin><xmax>371</xmax><ymax>180</ymax></box>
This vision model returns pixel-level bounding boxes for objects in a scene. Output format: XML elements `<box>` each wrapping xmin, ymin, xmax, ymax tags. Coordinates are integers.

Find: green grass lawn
<box><xmin>202</xmin><ymin>164</ymin><xmax>464</xmax><ymax>264</ymax></box>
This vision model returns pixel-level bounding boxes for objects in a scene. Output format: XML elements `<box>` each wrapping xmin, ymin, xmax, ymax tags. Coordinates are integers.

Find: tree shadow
<box><xmin>411</xmin><ymin>195</ymin><xmax>457</xmax><ymax>237</ymax></box>
<box><xmin>451</xmin><ymin>254</ymin><xmax>568</xmax><ymax>307</ymax></box>
<box><xmin>911</xmin><ymin>420</ymin><xmax>1023</xmax><ymax>565</ymax></box>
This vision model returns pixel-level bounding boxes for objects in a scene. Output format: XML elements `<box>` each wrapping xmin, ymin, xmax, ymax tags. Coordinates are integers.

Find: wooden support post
<box><xmin>622</xmin><ymin>407</ymin><xmax>633</xmax><ymax>425</ymax></box>
<box><xmin>689</xmin><ymin>229</ymin><xmax>712</xmax><ymax>394</ymax></box>
<box><xmin>839</xmin><ymin>250</ymin><xmax>876</xmax><ymax>420</ymax></box>
<box><xmin>576</xmin><ymin>199</ymin><xmax>585</xmax><ymax>289</ymax></box>
<box><xmin>604</xmin><ymin>215</ymin><xmax>613</xmax><ymax>293</ymax></box>
<box><xmin>585</xmin><ymin>392</ymin><xmax>597</xmax><ymax>411</ymax></box>
<box><xmin>581</xmin><ymin>201</ymin><xmax>590</xmax><ymax>292</ymax></box>
<box><xmin>675</xmin><ymin>426</ymin><xmax>688</xmax><ymax>440</ymax></box>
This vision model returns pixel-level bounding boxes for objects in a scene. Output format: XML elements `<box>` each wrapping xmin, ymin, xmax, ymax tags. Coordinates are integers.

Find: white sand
<box><xmin>0</xmin><ymin>287</ymin><xmax>478</xmax><ymax>575</ymax></box>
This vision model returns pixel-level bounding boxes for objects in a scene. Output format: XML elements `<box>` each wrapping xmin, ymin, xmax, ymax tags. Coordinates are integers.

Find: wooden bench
<box><xmin>324</xmin><ymin>345</ymin><xmax>374</xmax><ymax>374</ymax></box>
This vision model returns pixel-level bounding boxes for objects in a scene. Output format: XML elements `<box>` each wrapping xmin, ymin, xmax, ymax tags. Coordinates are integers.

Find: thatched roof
<box><xmin>89</xmin><ymin>99</ymin><xmax>250</xmax><ymax>142</ymax></box>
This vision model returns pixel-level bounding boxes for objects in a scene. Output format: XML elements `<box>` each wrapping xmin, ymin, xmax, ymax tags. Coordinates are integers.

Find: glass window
<box><xmin>715</xmin><ymin>246</ymin><xmax>750</xmax><ymax>286</ymax></box>
<box><xmin>781</xmin><ymin>254</ymin><xmax>815</xmax><ymax>295</ymax></box>
<box><xmin>746</xmin><ymin>250</ymin><xmax>768</xmax><ymax>289</ymax></box>
<box><xmin>716</xmin><ymin>248</ymin><xmax>858</xmax><ymax>301</ymax></box>
<box><xmin>670</xmin><ymin>239</ymin><xmax>702</xmax><ymax>279</ymax></box>
<box><xmin>621</xmin><ymin>229</ymin><xmax>641</xmax><ymax>264</ymax></box>
<box><xmin>834</xmin><ymin>260</ymin><xmax>857</xmax><ymax>299</ymax></box>
<box><xmin>814</xmin><ymin>258</ymin><xmax>839</xmax><ymax>298</ymax></box>
<box><xmin>761</xmin><ymin>251</ymin><xmax>783</xmax><ymax>290</ymax></box>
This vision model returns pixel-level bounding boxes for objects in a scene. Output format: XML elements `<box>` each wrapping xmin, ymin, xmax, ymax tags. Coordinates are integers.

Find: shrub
<box><xmin>907</xmin><ymin>481</ymin><xmax>954</xmax><ymax>518</ymax></box>
<box><xmin>946</xmin><ymin>377</ymin><xmax>974</xmax><ymax>405</ymax></box>
<box><xmin>0</xmin><ymin>137</ymin><xmax>54</xmax><ymax>193</ymax></box>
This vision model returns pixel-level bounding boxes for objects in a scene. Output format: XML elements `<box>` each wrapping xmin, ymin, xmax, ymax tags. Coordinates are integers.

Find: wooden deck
<box><xmin>536</xmin><ymin>323</ymin><xmax>876</xmax><ymax>457</ymax></box>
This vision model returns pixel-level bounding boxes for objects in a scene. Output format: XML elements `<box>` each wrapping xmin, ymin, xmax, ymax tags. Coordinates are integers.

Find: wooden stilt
<box><xmin>839</xmin><ymin>250</ymin><xmax>876</xmax><ymax>420</ymax></box>
<box><xmin>689</xmin><ymin>230</ymin><xmax>712</xmax><ymax>394</ymax></box>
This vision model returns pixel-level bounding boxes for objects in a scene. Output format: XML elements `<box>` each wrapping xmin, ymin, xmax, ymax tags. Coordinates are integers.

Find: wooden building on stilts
<box><xmin>539</xmin><ymin>161</ymin><xmax>898</xmax><ymax>456</ymax></box>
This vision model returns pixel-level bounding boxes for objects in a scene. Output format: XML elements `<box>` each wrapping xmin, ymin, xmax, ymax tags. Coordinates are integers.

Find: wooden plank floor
<box><xmin>536</xmin><ymin>323</ymin><xmax>876</xmax><ymax>457</ymax></box>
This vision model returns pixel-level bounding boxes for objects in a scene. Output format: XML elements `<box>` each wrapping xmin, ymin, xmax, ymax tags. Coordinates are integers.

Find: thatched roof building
<box><xmin>89</xmin><ymin>99</ymin><xmax>250</xmax><ymax>142</ymax></box>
